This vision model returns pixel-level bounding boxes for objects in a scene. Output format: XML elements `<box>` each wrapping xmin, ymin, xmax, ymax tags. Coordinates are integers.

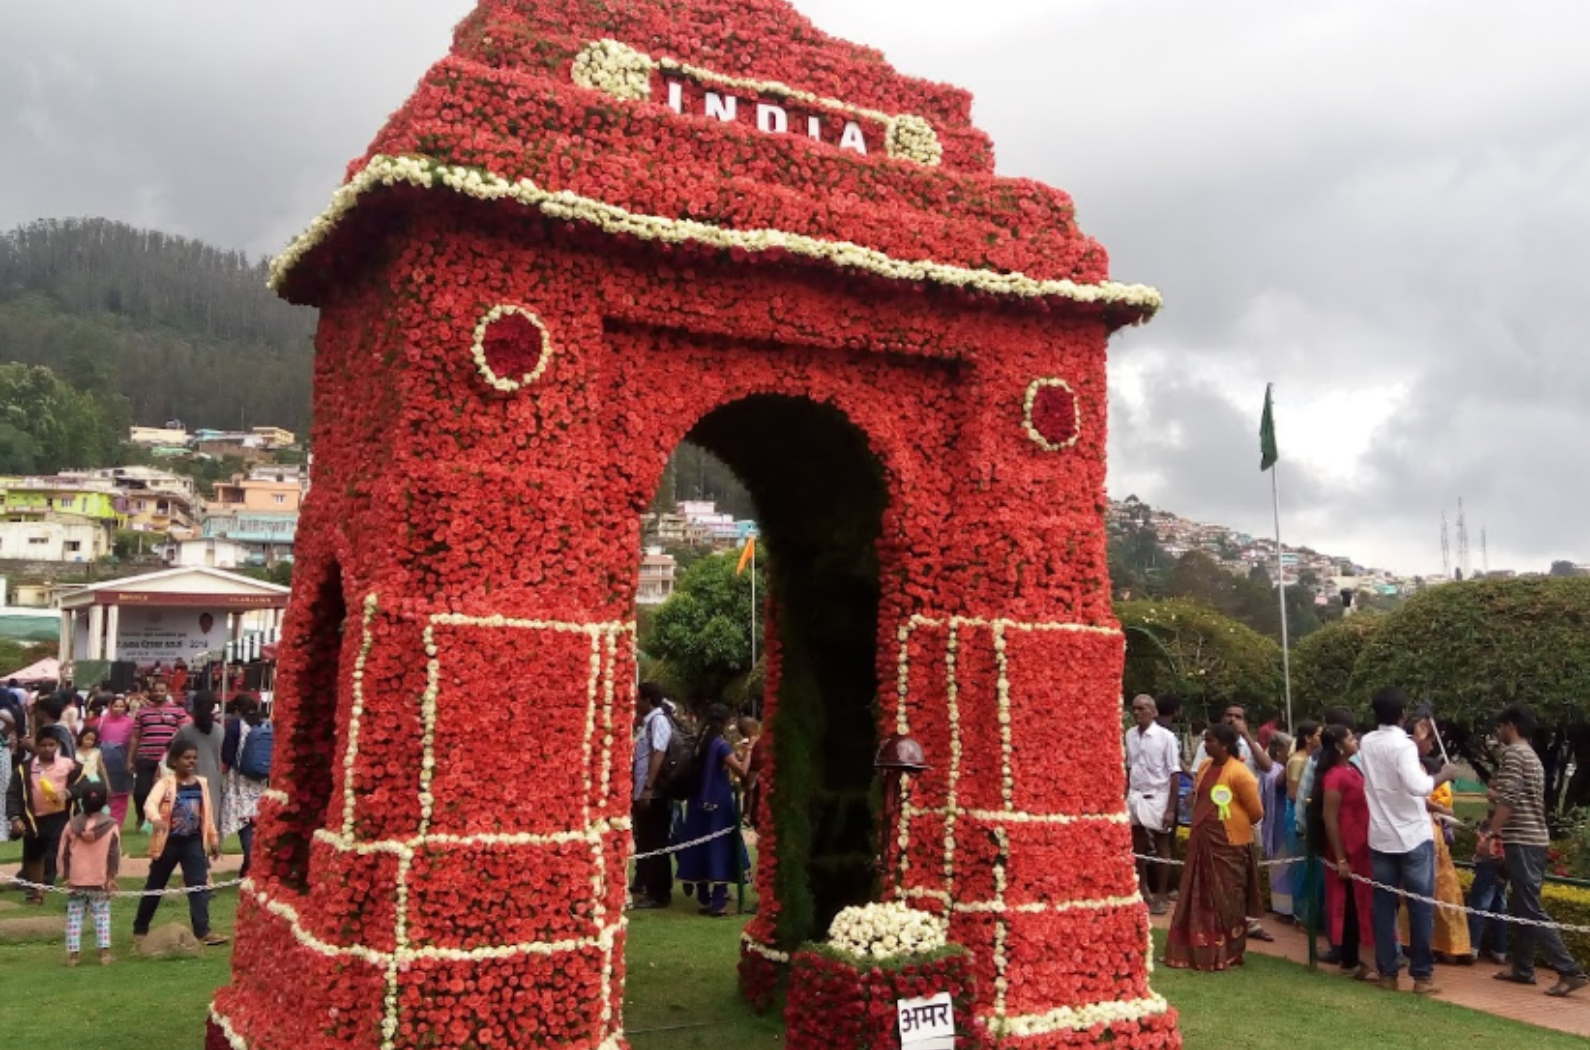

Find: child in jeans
<box><xmin>1468</xmin><ymin>812</ymin><xmax>1509</xmax><ymax>965</ymax></box>
<box><xmin>58</xmin><ymin>780</ymin><xmax>121</xmax><ymax>965</ymax></box>
<box><xmin>5</xmin><ymin>731</ymin><xmax>85</xmax><ymax>903</ymax></box>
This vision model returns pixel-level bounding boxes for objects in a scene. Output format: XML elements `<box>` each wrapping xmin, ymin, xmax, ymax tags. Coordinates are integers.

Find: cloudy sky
<box><xmin>3</xmin><ymin>0</ymin><xmax>1586</xmax><ymax>576</ymax></box>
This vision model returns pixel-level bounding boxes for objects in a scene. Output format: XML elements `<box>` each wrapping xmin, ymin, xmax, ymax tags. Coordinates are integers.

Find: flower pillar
<box><xmin>886</xmin><ymin>320</ymin><xmax>1178</xmax><ymax>1047</ymax></box>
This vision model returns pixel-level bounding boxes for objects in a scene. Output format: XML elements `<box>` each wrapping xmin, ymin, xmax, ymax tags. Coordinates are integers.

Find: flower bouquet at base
<box><xmin>785</xmin><ymin>902</ymin><xmax>989</xmax><ymax>1050</ymax></box>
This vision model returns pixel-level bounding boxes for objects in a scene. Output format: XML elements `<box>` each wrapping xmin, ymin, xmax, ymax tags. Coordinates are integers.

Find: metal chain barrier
<box><xmin>7</xmin><ymin>877</ymin><xmax>246</xmax><ymax>899</ymax></box>
<box><xmin>1132</xmin><ymin>852</ymin><xmax>1590</xmax><ymax>934</ymax></box>
<box><xmin>3</xmin><ymin>828</ymin><xmax>742</xmax><ymax>899</ymax></box>
<box><xmin>632</xmin><ymin>824</ymin><xmax>740</xmax><ymax>861</ymax></box>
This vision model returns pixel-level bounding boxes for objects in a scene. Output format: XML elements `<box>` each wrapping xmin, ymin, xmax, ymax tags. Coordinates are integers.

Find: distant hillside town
<box><xmin>1107</xmin><ymin>494</ymin><xmax>1585</xmax><ymax>608</ymax></box>
<box><xmin>637</xmin><ymin>500</ymin><xmax>761</xmax><ymax>607</ymax></box>
<box><xmin>0</xmin><ymin>421</ymin><xmax>307</xmax><ymax>583</ymax></box>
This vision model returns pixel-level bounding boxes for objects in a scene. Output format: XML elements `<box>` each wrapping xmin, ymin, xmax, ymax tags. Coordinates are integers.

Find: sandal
<box><xmin>1546</xmin><ymin>974</ymin><xmax>1589</xmax><ymax>998</ymax></box>
<box><xmin>1493</xmin><ymin>971</ymin><xmax>1537</xmax><ymax>985</ymax></box>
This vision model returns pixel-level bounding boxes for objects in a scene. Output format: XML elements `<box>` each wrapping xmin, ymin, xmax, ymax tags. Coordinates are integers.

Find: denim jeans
<box><xmin>1467</xmin><ymin>858</ymin><xmax>1508</xmax><ymax>956</ymax></box>
<box><xmin>1371</xmin><ymin>841</ymin><xmax>1435</xmax><ymax>980</ymax></box>
<box><xmin>133</xmin><ymin>834</ymin><xmax>211</xmax><ymax>938</ymax></box>
<box><xmin>1503</xmin><ymin>844</ymin><xmax>1585</xmax><ymax>979</ymax></box>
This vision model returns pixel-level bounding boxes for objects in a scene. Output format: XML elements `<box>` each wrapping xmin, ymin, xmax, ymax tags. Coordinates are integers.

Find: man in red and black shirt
<box><xmin>128</xmin><ymin>678</ymin><xmax>187</xmax><ymax>822</ymax></box>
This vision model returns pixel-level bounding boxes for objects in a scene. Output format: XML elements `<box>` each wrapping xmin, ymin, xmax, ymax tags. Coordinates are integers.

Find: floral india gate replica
<box><xmin>208</xmin><ymin>2</ymin><xmax>1177</xmax><ymax>1048</ymax></box>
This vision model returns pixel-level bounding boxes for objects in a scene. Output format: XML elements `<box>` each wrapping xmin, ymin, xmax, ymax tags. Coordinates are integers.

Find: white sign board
<box><xmin>897</xmin><ymin>992</ymin><xmax>955</xmax><ymax>1050</ymax></box>
<box><xmin>116</xmin><ymin>607</ymin><xmax>227</xmax><ymax>663</ymax></box>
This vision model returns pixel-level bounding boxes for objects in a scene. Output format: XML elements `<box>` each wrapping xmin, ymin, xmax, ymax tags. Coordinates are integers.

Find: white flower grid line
<box><xmin>266</xmin><ymin>155</ymin><xmax>1163</xmax><ymax>318</ymax></box>
<box><xmin>224</xmin><ymin>601</ymin><xmax>637</xmax><ymax>1050</ymax></box>
<box><xmin>890</xmin><ymin>614</ymin><xmax>1170</xmax><ymax>1039</ymax></box>
<box><xmin>570</xmin><ymin>38</ymin><xmax>945</xmax><ymax>166</ymax></box>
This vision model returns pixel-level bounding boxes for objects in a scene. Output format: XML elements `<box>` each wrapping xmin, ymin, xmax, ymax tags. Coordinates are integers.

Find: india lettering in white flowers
<box><xmin>665</xmin><ymin>82</ymin><xmax>871</xmax><ymax>154</ymax></box>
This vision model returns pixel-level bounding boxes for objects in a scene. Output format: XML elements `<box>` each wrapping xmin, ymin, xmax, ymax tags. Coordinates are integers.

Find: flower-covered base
<box><xmin>739</xmin><ymin>942</ymin><xmax>786</xmax><ymax>1014</ymax></box>
<box><xmin>785</xmin><ymin>948</ymin><xmax>989</xmax><ymax>1050</ymax></box>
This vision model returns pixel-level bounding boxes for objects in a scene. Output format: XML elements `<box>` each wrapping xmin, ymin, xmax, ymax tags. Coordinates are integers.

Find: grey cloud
<box><xmin>1</xmin><ymin>0</ymin><xmax>1586</xmax><ymax>572</ymax></box>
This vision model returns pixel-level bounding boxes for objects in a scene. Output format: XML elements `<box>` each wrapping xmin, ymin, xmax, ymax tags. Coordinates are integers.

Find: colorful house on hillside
<box><xmin>0</xmin><ymin>476</ymin><xmax>126</xmax><ymax>562</ymax></box>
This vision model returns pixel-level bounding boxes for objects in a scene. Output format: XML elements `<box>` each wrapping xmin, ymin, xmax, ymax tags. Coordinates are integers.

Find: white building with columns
<box><xmin>56</xmin><ymin>567</ymin><xmax>290</xmax><ymax>668</ymax></box>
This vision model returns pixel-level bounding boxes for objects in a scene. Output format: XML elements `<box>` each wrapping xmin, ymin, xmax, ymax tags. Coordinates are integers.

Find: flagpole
<box><xmin>750</xmin><ymin>540</ymin><xmax>758</xmax><ymax>670</ymax></box>
<box><xmin>1272</xmin><ymin>450</ymin><xmax>1294</xmax><ymax>735</ymax></box>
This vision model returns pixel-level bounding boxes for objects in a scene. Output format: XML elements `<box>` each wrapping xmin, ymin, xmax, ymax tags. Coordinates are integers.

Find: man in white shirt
<box><xmin>1358</xmin><ymin>688</ymin><xmax>1458</xmax><ymax>994</ymax></box>
<box><xmin>1125</xmin><ymin>695</ymin><xmax>1181</xmax><ymax>915</ymax></box>
<box><xmin>630</xmin><ymin>683</ymin><xmax>674</xmax><ymax>910</ymax></box>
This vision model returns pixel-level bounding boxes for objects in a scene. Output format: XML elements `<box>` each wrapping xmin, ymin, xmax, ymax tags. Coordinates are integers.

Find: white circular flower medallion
<box><xmin>471</xmin><ymin>305</ymin><xmax>555</xmax><ymax>393</ymax></box>
<box><xmin>1022</xmin><ymin>377</ymin><xmax>1082</xmax><ymax>452</ymax></box>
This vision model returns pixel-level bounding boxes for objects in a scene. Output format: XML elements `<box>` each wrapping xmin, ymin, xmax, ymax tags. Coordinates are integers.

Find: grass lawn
<box><xmin>1</xmin><ymin>869</ymin><xmax>1581</xmax><ymax>1050</ymax></box>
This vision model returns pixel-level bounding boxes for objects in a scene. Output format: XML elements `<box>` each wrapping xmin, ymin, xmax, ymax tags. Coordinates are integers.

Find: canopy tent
<box><xmin>3</xmin><ymin>656</ymin><xmax>60</xmax><ymax>684</ymax></box>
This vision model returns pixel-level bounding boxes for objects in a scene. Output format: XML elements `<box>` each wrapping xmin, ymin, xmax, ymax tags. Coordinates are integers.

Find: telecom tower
<box><xmin>1441</xmin><ymin>512</ymin><xmax>1451</xmax><ymax>579</ymax></box>
<box><xmin>1482</xmin><ymin>526</ymin><xmax>1490</xmax><ymax>577</ymax></box>
<box><xmin>1457</xmin><ymin>498</ymin><xmax>1472</xmax><ymax>581</ymax></box>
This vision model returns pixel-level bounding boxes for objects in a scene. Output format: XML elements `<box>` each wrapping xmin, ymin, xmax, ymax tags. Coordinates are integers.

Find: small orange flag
<box><xmin>736</xmin><ymin>536</ymin><xmax>756</xmax><ymax>575</ymax></box>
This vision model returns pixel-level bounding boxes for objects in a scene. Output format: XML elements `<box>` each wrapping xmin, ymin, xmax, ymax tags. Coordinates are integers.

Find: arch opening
<box><xmin>640</xmin><ymin>392</ymin><xmax>890</xmax><ymax>948</ymax></box>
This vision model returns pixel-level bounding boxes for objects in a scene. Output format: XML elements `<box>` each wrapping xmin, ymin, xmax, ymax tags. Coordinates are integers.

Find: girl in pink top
<box><xmin>58</xmin><ymin>781</ymin><xmax>121</xmax><ymax>965</ymax></box>
<box><xmin>95</xmin><ymin>696</ymin><xmax>137</xmax><ymax>827</ymax></box>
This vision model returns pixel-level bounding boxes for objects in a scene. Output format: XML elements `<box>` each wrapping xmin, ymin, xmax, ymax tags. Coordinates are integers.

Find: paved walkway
<box><xmin>1151</xmin><ymin>912</ymin><xmax>1590</xmax><ymax>1038</ymax></box>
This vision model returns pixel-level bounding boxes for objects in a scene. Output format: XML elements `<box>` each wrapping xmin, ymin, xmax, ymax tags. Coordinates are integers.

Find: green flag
<box><xmin>1260</xmin><ymin>384</ymin><xmax>1278</xmax><ymax>471</ymax></box>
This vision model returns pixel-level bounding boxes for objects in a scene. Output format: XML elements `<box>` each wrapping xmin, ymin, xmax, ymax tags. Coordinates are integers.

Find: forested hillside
<box><xmin>0</xmin><ymin>219</ymin><xmax>316</xmax><ymax>441</ymax></box>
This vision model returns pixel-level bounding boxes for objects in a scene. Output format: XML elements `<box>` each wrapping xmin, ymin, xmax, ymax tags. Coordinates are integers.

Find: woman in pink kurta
<box><xmin>1310</xmin><ymin>725</ymin><xmax>1375</xmax><ymax>979</ymax></box>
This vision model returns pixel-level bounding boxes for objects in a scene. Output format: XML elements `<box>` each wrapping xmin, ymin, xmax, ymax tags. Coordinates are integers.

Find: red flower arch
<box><xmin>207</xmin><ymin>3</ymin><xmax>1175</xmax><ymax>1050</ymax></box>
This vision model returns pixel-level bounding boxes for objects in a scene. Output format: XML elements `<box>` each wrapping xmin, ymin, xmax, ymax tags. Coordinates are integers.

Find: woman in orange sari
<box><xmin>1164</xmin><ymin>723</ymin><xmax>1266</xmax><ymax>971</ymax></box>
<box><xmin>1397</xmin><ymin>756</ymin><xmax>1471</xmax><ymax>961</ymax></box>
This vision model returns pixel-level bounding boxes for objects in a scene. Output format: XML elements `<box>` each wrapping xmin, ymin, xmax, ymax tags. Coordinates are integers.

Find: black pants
<box><xmin>133</xmin><ymin>758</ymin><xmax>163</xmax><ymax>823</ymax></box>
<box><xmin>1504</xmin><ymin>844</ymin><xmax>1585</xmax><ymax>979</ymax></box>
<box><xmin>632</xmin><ymin>798</ymin><xmax>674</xmax><ymax>905</ymax></box>
<box><xmin>21</xmin><ymin>811</ymin><xmax>70</xmax><ymax>890</ymax></box>
<box><xmin>133</xmin><ymin>834</ymin><xmax>211</xmax><ymax>937</ymax></box>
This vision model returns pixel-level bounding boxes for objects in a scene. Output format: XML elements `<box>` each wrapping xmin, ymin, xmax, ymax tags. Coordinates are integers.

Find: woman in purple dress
<box><xmin>675</xmin><ymin>704</ymin><xmax>750</xmax><ymax>917</ymax></box>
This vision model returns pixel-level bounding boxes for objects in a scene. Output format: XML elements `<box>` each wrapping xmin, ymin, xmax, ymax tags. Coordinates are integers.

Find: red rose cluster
<box><xmin>786</xmin><ymin>950</ymin><xmax>990</xmax><ymax>1050</ymax></box>
<box><xmin>212</xmin><ymin>1</ymin><xmax>1172</xmax><ymax>1048</ymax></box>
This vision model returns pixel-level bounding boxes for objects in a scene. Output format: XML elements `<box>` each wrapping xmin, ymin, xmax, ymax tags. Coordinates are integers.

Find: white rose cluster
<box><xmin>827</xmin><ymin>902</ymin><xmax>948</xmax><ymax>961</ymax></box>
<box><xmin>885</xmin><ymin>115</ymin><xmax>944</xmax><ymax>167</ymax></box>
<box><xmin>571</xmin><ymin>39</ymin><xmax>657</xmax><ymax>102</ymax></box>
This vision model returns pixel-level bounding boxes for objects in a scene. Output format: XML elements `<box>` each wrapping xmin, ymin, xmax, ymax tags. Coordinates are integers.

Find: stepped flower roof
<box><xmin>271</xmin><ymin>0</ymin><xmax>1159</xmax><ymax>323</ymax></box>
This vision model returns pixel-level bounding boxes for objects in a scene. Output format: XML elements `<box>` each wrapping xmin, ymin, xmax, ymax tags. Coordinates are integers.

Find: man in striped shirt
<box><xmin>128</xmin><ymin>679</ymin><xmax>187</xmax><ymax>822</ymax></box>
<box><xmin>1490</xmin><ymin>703</ymin><xmax>1588</xmax><ymax>997</ymax></box>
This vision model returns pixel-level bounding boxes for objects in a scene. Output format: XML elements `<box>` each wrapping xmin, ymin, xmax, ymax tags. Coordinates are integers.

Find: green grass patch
<box><xmin>0</xmin><ymin>884</ymin><xmax>1581</xmax><ymax>1049</ymax></box>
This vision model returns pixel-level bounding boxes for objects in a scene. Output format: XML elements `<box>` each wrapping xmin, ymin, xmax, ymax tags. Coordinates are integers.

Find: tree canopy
<box><xmin>0</xmin><ymin>218</ymin><xmax>315</xmax><ymax>436</ymax></box>
<box><xmin>1350</xmin><ymin>577</ymin><xmax>1590</xmax><ymax>811</ymax></box>
<box><xmin>1291</xmin><ymin>614</ymin><xmax>1382</xmax><ymax>715</ymax></box>
<box><xmin>0</xmin><ymin>362</ymin><xmax>128</xmax><ymax>473</ymax></box>
<box><xmin>640</xmin><ymin>551</ymin><xmax>765</xmax><ymax>706</ymax></box>
<box><xmin>1118</xmin><ymin>598</ymin><xmax>1284</xmax><ymax>725</ymax></box>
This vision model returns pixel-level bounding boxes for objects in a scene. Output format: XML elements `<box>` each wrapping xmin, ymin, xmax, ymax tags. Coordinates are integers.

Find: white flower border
<box><xmin>471</xmin><ymin>305</ymin><xmax>556</xmax><ymax>393</ymax></box>
<box><xmin>219</xmin><ymin>606</ymin><xmax>637</xmax><ymax>1050</ymax></box>
<box><xmin>892</xmin><ymin>614</ymin><xmax>1169</xmax><ymax>1039</ymax></box>
<box><xmin>1022</xmin><ymin>377</ymin><xmax>1082</xmax><ymax>452</ymax></box>
<box><xmin>266</xmin><ymin>155</ymin><xmax>1163</xmax><ymax>320</ymax></box>
<box><xmin>570</xmin><ymin>39</ymin><xmax>944</xmax><ymax>166</ymax></box>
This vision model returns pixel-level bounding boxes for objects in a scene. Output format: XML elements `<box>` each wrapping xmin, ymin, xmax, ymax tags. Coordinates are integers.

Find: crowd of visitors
<box><xmin>3</xmin><ymin>674</ymin><xmax>274</xmax><ymax>961</ymax></box>
<box><xmin>1129</xmin><ymin>688</ymin><xmax>1589</xmax><ymax>999</ymax></box>
<box><xmin>629</xmin><ymin>682</ymin><xmax>756</xmax><ymax>917</ymax></box>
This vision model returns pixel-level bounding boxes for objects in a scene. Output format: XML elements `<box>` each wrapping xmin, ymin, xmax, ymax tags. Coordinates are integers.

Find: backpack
<box><xmin>238</xmin><ymin>722</ymin><xmax>274</xmax><ymax>781</ymax></box>
<box><xmin>653</xmin><ymin>712</ymin><xmax>703</xmax><ymax>802</ymax></box>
